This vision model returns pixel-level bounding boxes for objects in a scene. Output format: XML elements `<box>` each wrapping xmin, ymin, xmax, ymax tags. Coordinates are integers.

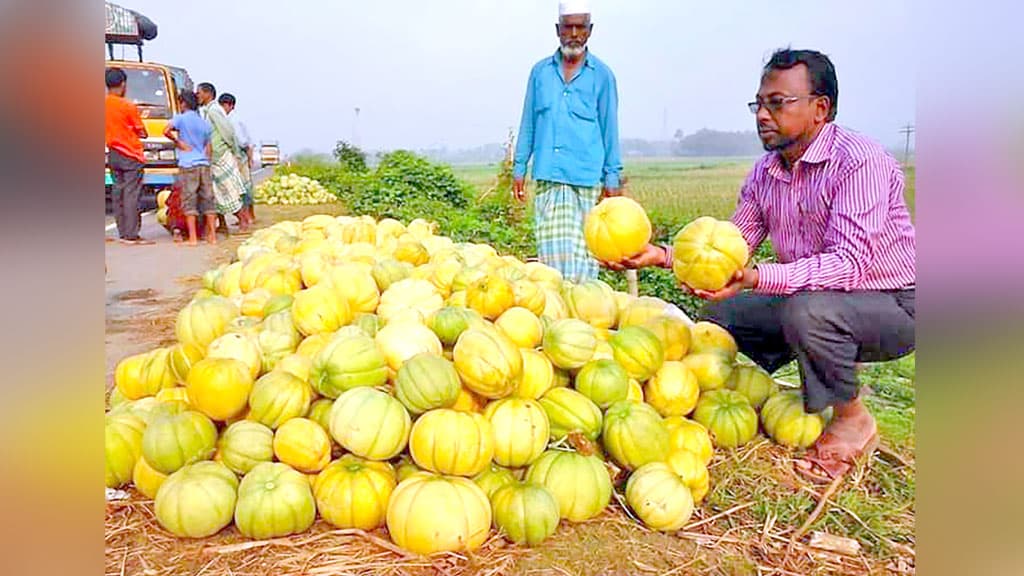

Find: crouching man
<box><xmin>607</xmin><ymin>49</ymin><xmax>915</xmax><ymax>482</ymax></box>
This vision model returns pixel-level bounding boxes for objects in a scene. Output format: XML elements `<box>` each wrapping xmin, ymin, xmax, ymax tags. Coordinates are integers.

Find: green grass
<box><xmin>747</xmin><ymin>352</ymin><xmax>916</xmax><ymax>557</ymax></box>
<box><xmin>449</xmin><ymin>162</ymin><xmax>503</xmax><ymax>191</ymax></box>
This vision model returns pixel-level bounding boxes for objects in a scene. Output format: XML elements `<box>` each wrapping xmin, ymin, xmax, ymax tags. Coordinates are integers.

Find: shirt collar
<box><xmin>550</xmin><ymin>48</ymin><xmax>594</xmax><ymax>69</ymax></box>
<box><xmin>800</xmin><ymin>122</ymin><xmax>836</xmax><ymax>164</ymax></box>
<box><xmin>765</xmin><ymin>122</ymin><xmax>837</xmax><ymax>181</ymax></box>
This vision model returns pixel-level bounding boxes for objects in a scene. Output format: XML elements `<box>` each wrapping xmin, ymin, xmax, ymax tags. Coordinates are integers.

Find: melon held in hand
<box><xmin>671</xmin><ymin>216</ymin><xmax>750</xmax><ymax>291</ymax></box>
<box><xmin>584</xmin><ymin>196</ymin><xmax>652</xmax><ymax>262</ymax></box>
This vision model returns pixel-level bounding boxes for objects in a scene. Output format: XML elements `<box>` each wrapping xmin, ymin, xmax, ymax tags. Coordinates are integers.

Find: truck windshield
<box><xmin>115</xmin><ymin>67</ymin><xmax>171</xmax><ymax>118</ymax></box>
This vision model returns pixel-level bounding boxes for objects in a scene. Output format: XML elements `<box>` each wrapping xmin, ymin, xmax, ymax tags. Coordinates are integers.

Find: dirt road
<box><xmin>104</xmin><ymin>168</ymin><xmax>273</xmax><ymax>382</ymax></box>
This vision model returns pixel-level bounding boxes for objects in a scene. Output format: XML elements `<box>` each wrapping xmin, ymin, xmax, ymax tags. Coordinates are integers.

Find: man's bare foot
<box><xmin>172</xmin><ymin>230</ymin><xmax>184</xmax><ymax>243</ymax></box>
<box><xmin>794</xmin><ymin>398</ymin><xmax>878</xmax><ymax>483</ymax></box>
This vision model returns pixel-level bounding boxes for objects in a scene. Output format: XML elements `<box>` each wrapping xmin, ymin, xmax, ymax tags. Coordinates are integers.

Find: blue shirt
<box><xmin>513</xmin><ymin>49</ymin><xmax>623</xmax><ymax>189</ymax></box>
<box><xmin>168</xmin><ymin>110</ymin><xmax>212</xmax><ymax>168</ymax></box>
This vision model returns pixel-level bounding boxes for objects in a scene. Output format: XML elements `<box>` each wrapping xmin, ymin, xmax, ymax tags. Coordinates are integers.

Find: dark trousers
<box><xmin>700</xmin><ymin>289</ymin><xmax>915</xmax><ymax>413</ymax></box>
<box><xmin>109</xmin><ymin>148</ymin><xmax>144</xmax><ymax>240</ymax></box>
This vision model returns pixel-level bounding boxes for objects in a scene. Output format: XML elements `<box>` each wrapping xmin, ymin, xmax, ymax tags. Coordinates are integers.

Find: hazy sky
<box><xmin>117</xmin><ymin>0</ymin><xmax>913</xmax><ymax>155</ymax></box>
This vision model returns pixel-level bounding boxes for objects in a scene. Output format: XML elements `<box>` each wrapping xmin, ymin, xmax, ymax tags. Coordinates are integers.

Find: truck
<box><xmin>259</xmin><ymin>141</ymin><xmax>281</xmax><ymax>168</ymax></box>
<box><xmin>105</xmin><ymin>2</ymin><xmax>194</xmax><ymax>204</ymax></box>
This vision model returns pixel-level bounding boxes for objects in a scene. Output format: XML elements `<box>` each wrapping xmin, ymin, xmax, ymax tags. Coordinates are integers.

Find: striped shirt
<box><xmin>733</xmin><ymin>122</ymin><xmax>916</xmax><ymax>295</ymax></box>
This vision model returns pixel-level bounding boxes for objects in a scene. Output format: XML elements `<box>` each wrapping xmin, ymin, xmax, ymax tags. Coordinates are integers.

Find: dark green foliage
<box><xmin>372</xmin><ymin>150</ymin><xmax>472</xmax><ymax>208</ymax></box>
<box><xmin>332</xmin><ymin>140</ymin><xmax>369</xmax><ymax>173</ymax></box>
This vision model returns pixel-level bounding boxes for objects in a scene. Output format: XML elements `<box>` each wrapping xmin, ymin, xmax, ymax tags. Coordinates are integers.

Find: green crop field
<box><xmin>454</xmin><ymin>156</ymin><xmax>916</xmax><ymax>224</ymax></box>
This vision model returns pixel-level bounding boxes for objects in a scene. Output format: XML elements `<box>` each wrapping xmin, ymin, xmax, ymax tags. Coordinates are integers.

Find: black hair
<box><xmin>105</xmin><ymin>68</ymin><xmax>127</xmax><ymax>88</ymax></box>
<box><xmin>197</xmin><ymin>82</ymin><xmax>216</xmax><ymax>97</ymax></box>
<box><xmin>178</xmin><ymin>89</ymin><xmax>198</xmax><ymax>111</ymax></box>
<box><xmin>218</xmin><ymin>93</ymin><xmax>236</xmax><ymax>106</ymax></box>
<box><xmin>763</xmin><ymin>48</ymin><xmax>838</xmax><ymax>121</ymax></box>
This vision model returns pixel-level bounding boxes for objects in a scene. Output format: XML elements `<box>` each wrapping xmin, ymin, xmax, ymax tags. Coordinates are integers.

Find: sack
<box><xmin>131</xmin><ymin>10</ymin><xmax>158</xmax><ymax>41</ymax></box>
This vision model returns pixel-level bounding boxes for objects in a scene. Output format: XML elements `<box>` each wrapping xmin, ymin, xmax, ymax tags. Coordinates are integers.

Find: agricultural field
<box><xmin>106</xmin><ymin>156</ymin><xmax>916</xmax><ymax>576</ymax></box>
<box><xmin>453</xmin><ymin>156</ymin><xmax>916</xmax><ymax>223</ymax></box>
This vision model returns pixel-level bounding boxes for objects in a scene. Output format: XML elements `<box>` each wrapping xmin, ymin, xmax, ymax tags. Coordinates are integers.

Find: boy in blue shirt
<box><xmin>164</xmin><ymin>90</ymin><xmax>216</xmax><ymax>245</ymax></box>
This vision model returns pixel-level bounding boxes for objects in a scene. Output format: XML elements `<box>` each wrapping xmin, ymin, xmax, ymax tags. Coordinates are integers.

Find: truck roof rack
<box><xmin>105</xmin><ymin>2</ymin><xmax>158</xmax><ymax>62</ymax></box>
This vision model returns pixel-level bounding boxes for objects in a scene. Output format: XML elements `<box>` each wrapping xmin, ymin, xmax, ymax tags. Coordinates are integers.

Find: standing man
<box><xmin>164</xmin><ymin>90</ymin><xmax>217</xmax><ymax>246</ymax></box>
<box><xmin>610</xmin><ymin>49</ymin><xmax>916</xmax><ymax>483</ymax></box>
<box><xmin>512</xmin><ymin>0</ymin><xmax>622</xmax><ymax>283</ymax></box>
<box><xmin>105</xmin><ymin>67</ymin><xmax>153</xmax><ymax>245</ymax></box>
<box><xmin>218</xmin><ymin>92</ymin><xmax>256</xmax><ymax>224</ymax></box>
<box><xmin>196</xmin><ymin>82</ymin><xmax>251</xmax><ymax>234</ymax></box>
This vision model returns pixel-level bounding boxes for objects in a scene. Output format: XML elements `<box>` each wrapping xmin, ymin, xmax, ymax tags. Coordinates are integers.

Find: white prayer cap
<box><xmin>559</xmin><ymin>0</ymin><xmax>591</xmax><ymax>17</ymax></box>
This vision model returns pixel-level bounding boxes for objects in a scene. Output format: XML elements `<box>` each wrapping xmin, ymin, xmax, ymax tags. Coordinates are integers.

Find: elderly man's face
<box><xmin>556</xmin><ymin>14</ymin><xmax>592</xmax><ymax>58</ymax></box>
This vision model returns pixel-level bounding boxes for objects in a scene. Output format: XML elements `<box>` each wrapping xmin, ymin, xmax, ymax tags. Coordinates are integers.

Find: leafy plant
<box><xmin>332</xmin><ymin>140</ymin><xmax>368</xmax><ymax>173</ymax></box>
<box><xmin>372</xmin><ymin>150</ymin><xmax>473</xmax><ymax>208</ymax></box>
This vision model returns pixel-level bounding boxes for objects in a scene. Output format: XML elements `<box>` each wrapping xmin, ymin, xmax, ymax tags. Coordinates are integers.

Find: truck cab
<box><xmin>260</xmin><ymin>141</ymin><xmax>281</xmax><ymax>168</ymax></box>
<box><xmin>105</xmin><ymin>3</ymin><xmax>194</xmax><ymax>202</ymax></box>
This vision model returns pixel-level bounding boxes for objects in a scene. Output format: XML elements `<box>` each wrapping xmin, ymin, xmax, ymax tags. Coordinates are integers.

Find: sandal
<box><xmin>795</xmin><ymin>430</ymin><xmax>879</xmax><ymax>485</ymax></box>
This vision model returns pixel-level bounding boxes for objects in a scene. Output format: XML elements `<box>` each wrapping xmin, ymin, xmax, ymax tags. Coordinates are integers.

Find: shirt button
<box><xmin>563</xmin><ymin>91</ymin><xmax>568</xmax><ymax>97</ymax></box>
<box><xmin>554</xmin><ymin>147</ymin><xmax>560</xmax><ymax>152</ymax></box>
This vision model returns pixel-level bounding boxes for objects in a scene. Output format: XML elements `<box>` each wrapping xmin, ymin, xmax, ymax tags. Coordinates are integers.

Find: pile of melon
<box><xmin>155</xmin><ymin>188</ymin><xmax>171</xmax><ymax>227</ymax></box>
<box><xmin>254</xmin><ymin>174</ymin><xmax>335</xmax><ymax>205</ymax></box>
<box><xmin>106</xmin><ymin>213</ymin><xmax>828</xmax><ymax>555</ymax></box>
<box><xmin>584</xmin><ymin>196</ymin><xmax>755</xmax><ymax>293</ymax></box>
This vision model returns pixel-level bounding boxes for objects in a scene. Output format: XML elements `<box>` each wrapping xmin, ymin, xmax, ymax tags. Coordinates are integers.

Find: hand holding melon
<box><xmin>584</xmin><ymin>197</ymin><xmax>652</xmax><ymax>264</ymax></box>
<box><xmin>671</xmin><ymin>217</ymin><xmax>750</xmax><ymax>293</ymax></box>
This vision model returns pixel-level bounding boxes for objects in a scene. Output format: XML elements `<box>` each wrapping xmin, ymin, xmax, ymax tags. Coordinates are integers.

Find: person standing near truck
<box><xmin>105</xmin><ymin>67</ymin><xmax>153</xmax><ymax>245</ymax></box>
<box><xmin>218</xmin><ymin>92</ymin><xmax>256</xmax><ymax>224</ymax></box>
<box><xmin>163</xmin><ymin>90</ymin><xmax>217</xmax><ymax>245</ymax></box>
<box><xmin>196</xmin><ymin>82</ymin><xmax>251</xmax><ymax>234</ymax></box>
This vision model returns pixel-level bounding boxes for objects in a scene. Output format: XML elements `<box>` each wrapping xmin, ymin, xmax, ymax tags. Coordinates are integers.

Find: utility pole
<box><xmin>352</xmin><ymin>107</ymin><xmax>361</xmax><ymax>147</ymax></box>
<box><xmin>899</xmin><ymin>123</ymin><xmax>914</xmax><ymax>165</ymax></box>
<box><xmin>505</xmin><ymin>127</ymin><xmax>515</xmax><ymax>165</ymax></box>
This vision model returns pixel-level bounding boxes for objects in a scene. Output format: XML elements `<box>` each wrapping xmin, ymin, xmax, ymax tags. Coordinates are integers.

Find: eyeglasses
<box><xmin>747</xmin><ymin>95</ymin><xmax>819</xmax><ymax>114</ymax></box>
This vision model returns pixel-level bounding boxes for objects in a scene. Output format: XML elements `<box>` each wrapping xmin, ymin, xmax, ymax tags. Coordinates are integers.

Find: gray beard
<box><xmin>560</xmin><ymin>44</ymin><xmax>586</xmax><ymax>59</ymax></box>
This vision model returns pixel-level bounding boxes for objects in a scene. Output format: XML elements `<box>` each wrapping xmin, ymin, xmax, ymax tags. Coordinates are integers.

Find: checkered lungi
<box><xmin>533</xmin><ymin>180</ymin><xmax>602</xmax><ymax>284</ymax></box>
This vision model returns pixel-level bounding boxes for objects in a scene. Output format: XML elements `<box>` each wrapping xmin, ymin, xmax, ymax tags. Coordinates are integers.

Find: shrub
<box><xmin>333</xmin><ymin>141</ymin><xmax>369</xmax><ymax>173</ymax></box>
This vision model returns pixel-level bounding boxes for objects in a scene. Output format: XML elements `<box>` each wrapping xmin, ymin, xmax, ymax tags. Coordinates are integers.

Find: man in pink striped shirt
<box><xmin>613</xmin><ymin>49</ymin><xmax>915</xmax><ymax>482</ymax></box>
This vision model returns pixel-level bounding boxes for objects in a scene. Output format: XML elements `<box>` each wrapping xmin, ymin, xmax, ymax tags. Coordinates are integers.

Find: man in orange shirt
<box><xmin>105</xmin><ymin>68</ymin><xmax>152</xmax><ymax>244</ymax></box>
